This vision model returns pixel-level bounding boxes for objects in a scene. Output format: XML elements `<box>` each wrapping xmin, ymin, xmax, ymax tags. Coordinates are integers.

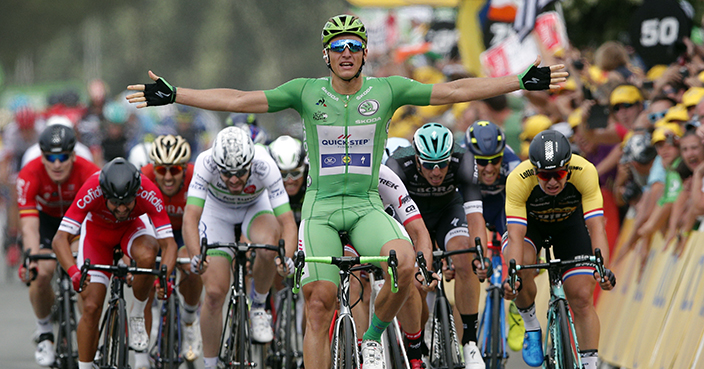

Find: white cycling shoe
<box><xmin>361</xmin><ymin>340</ymin><xmax>385</xmax><ymax>369</ymax></box>
<box><xmin>129</xmin><ymin>316</ymin><xmax>149</xmax><ymax>351</ymax></box>
<box><xmin>35</xmin><ymin>333</ymin><xmax>55</xmax><ymax>367</ymax></box>
<box><xmin>250</xmin><ymin>308</ymin><xmax>274</xmax><ymax>343</ymax></box>
<box><xmin>463</xmin><ymin>342</ymin><xmax>486</xmax><ymax>369</ymax></box>
<box><xmin>182</xmin><ymin>318</ymin><xmax>203</xmax><ymax>361</ymax></box>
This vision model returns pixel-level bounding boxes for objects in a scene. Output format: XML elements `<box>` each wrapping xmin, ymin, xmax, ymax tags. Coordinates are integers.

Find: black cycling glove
<box><xmin>143</xmin><ymin>77</ymin><xmax>177</xmax><ymax>106</ymax></box>
<box><xmin>599</xmin><ymin>268</ymin><xmax>616</xmax><ymax>287</ymax></box>
<box><xmin>472</xmin><ymin>256</ymin><xmax>493</xmax><ymax>283</ymax></box>
<box><xmin>518</xmin><ymin>64</ymin><xmax>551</xmax><ymax>91</ymax></box>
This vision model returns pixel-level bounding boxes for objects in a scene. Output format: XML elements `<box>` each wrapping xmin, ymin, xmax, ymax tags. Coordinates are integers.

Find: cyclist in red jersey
<box><xmin>17</xmin><ymin>125</ymin><xmax>99</xmax><ymax>366</ymax></box>
<box><xmin>52</xmin><ymin>158</ymin><xmax>178</xmax><ymax>369</ymax></box>
<box><xmin>141</xmin><ymin>135</ymin><xmax>203</xmax><ymax>362</ymax></box>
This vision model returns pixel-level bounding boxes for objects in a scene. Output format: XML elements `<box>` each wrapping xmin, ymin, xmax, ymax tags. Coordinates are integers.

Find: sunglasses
<box><xmin>220</xmin><ymin>167</ymin><xmax>250</xmax><ymax>179</ymax></box>
<box><xmin>535</xmin><ymin>169</ymin><xmax>568</xmax><ymax>181</ymax></box>
<box><xmin>612</xmin><ymin>103</ymin><xmax>637</xmax><ymax>112</ymax></box>
<box><xmin>418</xmin><ymin>157</ymin><xmax>450</xmax><ymax>170</ymax></box>
<box><xmin>154</xmin><ymin>165</ymin><xmax>184</xmax><ymax>176</ymax></box>
<box><xmin>648</xmin><ymin>110</ymin><xmax>667</xmax><ymax>123</ymax></box>
<box><xmin>475</xmin><ymin>154</ymin><xmax>503</xmax><ymax>166</ymax></box>
<box><xmin>43</xmin><ymin>153</ymin><xmax>71</xmax><ymax>163</ymax></box>
<box><xmin>107</xmin><ymin>196</ymin><xmax>135</xmax><ymax>207</ymax></box>
<box><xmin>327</xmin><ymin>39</ymin><xmax>366</xmax><ymax>53</ymax></box>
<box><xmin>281</xmin><ymin>169</ymin><xmax>304</xmax><ymax>181</ymax></box>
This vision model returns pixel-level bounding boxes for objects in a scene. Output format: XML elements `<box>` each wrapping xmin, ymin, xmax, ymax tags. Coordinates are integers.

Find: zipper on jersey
<box><xmin>58</xmin><ymin>183</ymin><xmax>64</xmax><ymax>215</ymax></box>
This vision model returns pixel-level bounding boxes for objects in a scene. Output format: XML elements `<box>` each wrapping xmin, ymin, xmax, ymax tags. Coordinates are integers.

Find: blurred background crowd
<box><xmin>1</xmin><ymin>0</ymin><xmax>704</xmax><ymax>276</ymax></box>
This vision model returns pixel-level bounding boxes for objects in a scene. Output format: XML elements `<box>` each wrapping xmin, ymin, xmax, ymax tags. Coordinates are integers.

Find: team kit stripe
<box><xmin>562</xmin><ymin>266</ymin><xmax>595</xmax><ymax>282</ymax></box>
<box><xmin>403</xmin><ymin>214</ymin><xmax>423</xmax><ymax>226</ymax></box>
<box><xmin>506</xmin><ymin>216</ymin><xmax>527</xmax><ymax>226</ymax></box>
<box><xmin>62</xmin><ymin>217</ymin><xmax>82</xmax><ymax>228</ymax></box>
<box><xmin>584</xmin><ymin>208</ymin><xmax>604</xmax><ymax>220</ymax></box>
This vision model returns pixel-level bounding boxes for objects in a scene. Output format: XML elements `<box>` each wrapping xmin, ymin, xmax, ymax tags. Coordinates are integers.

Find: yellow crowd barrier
<box><xmin>598</xmin><ymin>229</ymin><xmax>704</xmax><ymax>369</ymax></box>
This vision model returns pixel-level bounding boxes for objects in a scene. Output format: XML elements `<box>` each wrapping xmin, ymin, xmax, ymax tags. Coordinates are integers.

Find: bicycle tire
<box><xmin>235</xmin><ymin>294</ymin><xmax>251</xmax><ymax>369</ymax></box>
<box><xmin>557</xmin><ymin>300</ymin><xmax>578</xmax><ymax>369</ymax></box>
<box><xmin>100</xmin><ymin>299</ymin><xmax>128</xmax><ymax>368</ymax></box>
<box><xmin>385</xmin><ymin>321</ymin><xmax>408</xmax><ymax>369</ymax></box>
<box><xmin>60</xmin><ymin>286</ymin><xmax>78</xmax><ymax>369</ymax></box>
<box><xmin>281</xmin><ymin>292</ymin><xmax>297</xmax><ymax>369</ymax></box>
<box><xmin>220</xmin><ymin>296</ymin><xmax>237</xmax><ymax>367</ymax></box>
<box><xmin>487</xmin><ymin>289</ymin><xmax>503</xmax><ymax>369</ymax></box>
<box><xmin>160</xmin><ymin>295</ymin><xmax>178</xmax><ymax>369</ymax></box>
<box><xmin>341</xmin><ymin>315</ymin><xmax>358</xmax><ymax>369</ymax></box>
<box><xmin>432</xmin><ymin>297</ymin><xmax>457</xmax><ymax>369</ymax></box>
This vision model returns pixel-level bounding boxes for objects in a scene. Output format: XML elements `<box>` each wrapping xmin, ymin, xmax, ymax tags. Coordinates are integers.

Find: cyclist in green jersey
<box><xmin>126</xmin><ymin>14</ymin><xmax>566</xmax><ymax>369</ymax></box>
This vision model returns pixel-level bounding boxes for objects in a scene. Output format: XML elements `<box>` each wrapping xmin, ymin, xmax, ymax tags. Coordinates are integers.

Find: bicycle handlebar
<box><xmin>474</xmin><ymin>237</ymin><xmax>486</xmax><ymax>283</ymax></box>
<box><xmin>415</xmin><ymin>251</ymin><xmax>432</xmax><ymax>287</ymax></box>
<box><xmin>22</xmin><ymin>250</ymin><xmax>78</xmax><ymax>286</ymax></box>
<box><xmin>291</xmin><ymin>250</ymin><xmax>400</xmax><ymax>294</ymax></box>
<box><xmin>507</xmin><ymin>248</ymin><xmax>607</xmax><ymax>292</ymax></box>
<box><xmin>198</xmin><ymin>237</ymin><xmax>286</xmax><ymax>273</ymax></box>
<box><xmin>78</xmin><ymin>258</ymin><xmax>168</xmax><ymax>294</ymax></box>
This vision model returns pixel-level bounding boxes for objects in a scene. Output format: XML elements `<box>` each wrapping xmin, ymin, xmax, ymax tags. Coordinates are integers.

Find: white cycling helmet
<box><xmin>211</xmin><ymin>126</ymin><xmax>255</xmax><ymax>171</ymax></box>
<box><xmin>382</xmin><ymin>137</ymin><xmax>411</xmax><ymax>164</ymax></box>
<box><xmin>268</xmin><ymin>135</ymin><xmax>305</xmax><ymax>171</ymax></box>
<box><xmin>150</xmin><ymin>134</ymin><xmax>191</xmax><ymax>165</ymax></box>
<box><xmin>128</xmin><ymin>142</ymin><xmax>152</xmax><ymax>169</ymax></box>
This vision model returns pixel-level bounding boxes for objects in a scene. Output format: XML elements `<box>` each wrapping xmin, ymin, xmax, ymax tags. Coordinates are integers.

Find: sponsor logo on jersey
<box><xmin>414</xmin><ymin>185</ymin><xmax>455</xmax><ymax>193</ymax></box>
<box><xmin>356</xmin><ymin>86</ymin><xmax>373</xmax><ymax>100</ymax></box>
<box><xmin>321</xmin><ymin>134</ymin><xmax>370</xmax><ymax>146</ymax></box>
<box><xmin>355</xmin><ymin>117</ymin><xmax>381</xmax><ymax>124</ymax></box>
<box><xmin>397</xmin><ymin>194</ymin><xmax>411</xmax><ymax>207</ymax></box>
<box><xmin>519</xmin><ymin>168</ymin><xmax>535</xmax><ymax>179</ymax></box>
<box><xmin>16</xmin><ymin>178</ymin><xmax>27</xmax><ymax>206</ymax></box>
<box><xmin>244</xmin><ymin>185</ymin><xmax>256</xmax><ymax>194</ymax></box>
<box><xmin>313</xmin><ymin>111</ymin><xmax>328</xmax><ymax>121</ymax></box>
<box><xmin>316</xmin><ymin>98</ymin><xmax>327</xmax><ymax>107</ymax></box>
<box><xmin>358</xmin><ymin>99</ymin><xmax>379</xmax><ymax>116</ymax></box>
<box><xmin>252</xmin><ymin>160</ymin><xmax>269</xmax><ymax>177</ymax></box>
<box><xmin>165</xmin><ymin>205</ymin><xmax>184</xmax><ymax>216</ymax></box>
<box><xmin>379</xmin><ymin>177</ymin><xmax>398</xmax><ymax>190</ymax></box>
<box><xmin>77</xmin><ymin>185</ymin><xmax>103</xmax><ymax>209</ymax></box>
<box><xmin>320</xmin><ymin>87</ymin><xmax>340</xmax><ymax>101</ymax></box>
<box><xmin>405</xmin><ymin>204</ymin><xmax>417</xmax><ymax>213</ymax></box>
<box><xmin>139</xmin><ymin>190</ymin><xmax>164</xmax><ymax>212</ymax></box>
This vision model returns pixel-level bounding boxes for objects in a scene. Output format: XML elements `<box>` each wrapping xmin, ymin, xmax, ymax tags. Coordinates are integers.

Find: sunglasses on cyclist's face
<box><xmin>535</xmin><ymin>169</ymin><xmax>568</xmax><ymax>181</ymax></box>
<box><xmin>220</xmin><ymin>167</ymin><xmax>250</xmax><ymax>179</ymax></box>
<box><xmin>43</xmin><ymin>153</ymin><xmax>71</xmax><ymax>163</ymax></box>
<box><xmin>327</xmin><ymin>39</ymin><xmax>366</xmax><ymax>53</ymax></box>
<box><xmin>281</xmin><ymin>168</ymin><xmax>304</xmax><ymax>181</ymax></box>
<box><xmin>154</xmin><ymin>165</ymin><xmax>184</xmax><ymax>176</ymax></box>
<box><xmin>107</xmin><ymin>197</ymin><xmax>136</xmax><ymax>207</ymax></box>
<box><xmin>475</xmin><ymin>154</ymin><xmax>503</xmax><ymax>167</ymax></box>
<box><xmin>612</xmin><ymin>103</ymin><xmax>637</xmax><ymax>112</ymax></box>
<box><xmin>418</xmin><ymin>157</ymin><xmax>450</xmax><ymax>171</ymax></box>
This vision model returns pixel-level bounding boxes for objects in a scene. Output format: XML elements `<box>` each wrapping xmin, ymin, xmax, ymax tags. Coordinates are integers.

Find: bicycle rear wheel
<box><xmin>486</xmin><ymin>289</ymin><xmax>503</xmax><ymax>369</ymax></box>
<box><xmin>385</xmin><ymin>321</ymin><xmax>409</xmax><ymax>369</ymax></box>
<box><xmin>99</xmin><ymin>299</ymin><xmax>128</xmax><ymax>368</ymax></box>
<box><xmin>556</xmin><ymin>300</ymin><xmax>579</xmax><ymax>369</ymax></box>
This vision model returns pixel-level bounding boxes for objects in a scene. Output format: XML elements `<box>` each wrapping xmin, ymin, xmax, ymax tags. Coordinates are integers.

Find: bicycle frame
<box><xmin>367</xmin><ymin>265</ymin><xmax>410</xmax><ymax>369</ymax></box>
<box><xmin>478</xmin><ymin>243</ymin><xmax>508</xmax><ymax>369</ymax></box>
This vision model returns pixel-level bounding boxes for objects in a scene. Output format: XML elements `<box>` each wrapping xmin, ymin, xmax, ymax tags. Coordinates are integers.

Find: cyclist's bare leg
<box><xmin>29</xmin><ymin>249</ymin><xmax>56</xmax><ymax>322</ymax></box>
<box><xmin>513</xmin><ymin>240</ymin><xmax>539</xmax><ymax>310</ymax></box>
<box><xmin>76</xmin><ymin>282</ymin><xmax>107</xmax><ymax>362</ymax></box>
<box><xmin>177</xmin><ymin>246</ymin><xmax>203</xmax><ymax>309</ymax></box>
<box><xmin>130</xmin><ymin>235</ymin><xmax>159</xmax><ymax>302</ymax></box>
<box><xmin>249</xmin><ymin>213</ymin><xmax>282</xmax><ymax>300</ymax></box>
<box><xmin>199</xmin><ymin>256</ymin><xmax>231</xmax><ymax>357</ymax></box>
<box><xmin>302</xmin><ymin>280</ymin><xmax>338</xmax><ymax>369</ymax></box>
<box><xmin>445</xmin><ymin>236</ymin><xmax>479</xmax><ymax>313</ymax></box>
<box><xmin>563</xmin><ymin>274</ymin><xmax>598</xmax><ymax>350</ymax></box>
<box><xmin>396</xmin><ymin>284</ymin><xmax>422</xmax><ymax>334</ymax></box>
<box><xmin>371</xmin><ymin>239</ymin><xmax>415</xmax><ymax>322</ymax></box>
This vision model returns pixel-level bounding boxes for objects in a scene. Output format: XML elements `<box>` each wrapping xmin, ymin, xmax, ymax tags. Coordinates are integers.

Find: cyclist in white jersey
<box><xmin>183</xmin><ymin>127</ymin><xmax>298</xmax><ymax>369</ymax></box>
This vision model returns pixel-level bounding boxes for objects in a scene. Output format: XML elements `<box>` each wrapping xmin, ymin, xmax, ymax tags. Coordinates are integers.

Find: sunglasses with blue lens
<box><xmin>43</xmin><ymin>153</ymin><xmax>71</xmax><ymax>163</ymax></box>
<box><xmin>327</xmin><ymin>39</ymin><xmax>366</xmax><ymax>53</ymax></box>
<box><xmin>418</xmin><ymin>157</ymin><xmax>450</xmax><ymax>170</ymax></box>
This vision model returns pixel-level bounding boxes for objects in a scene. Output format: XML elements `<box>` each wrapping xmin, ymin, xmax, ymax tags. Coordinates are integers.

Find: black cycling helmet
<box><xmin>465</xmin><ymin>120</ymin><xmax>506</xmax><ymax>157</ymax></box>
<box><xmin>528</xmin><ymin>130</ymin><xmax>572</xmax><ymax>170</ymax></box>
<box><xmin>99</xmin><ymin>158</ymin><xmax>141</xmax><ymax>202</ymax></box>
<box><xmin>39</xmin><ymin>125</ymin><xmax>76</xmax><ymax>153</ymax></box>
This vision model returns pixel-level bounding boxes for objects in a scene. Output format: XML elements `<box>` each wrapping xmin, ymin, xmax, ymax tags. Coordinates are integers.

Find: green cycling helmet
<box><xmin>321</xmin><ymin>14</ymin><xmax>368</xmax><ymax>47</ymax></box>
<box><xmin>413</xmin><ymin>123</ymin><xmax>454</xmax><ymax>162</ymax></box>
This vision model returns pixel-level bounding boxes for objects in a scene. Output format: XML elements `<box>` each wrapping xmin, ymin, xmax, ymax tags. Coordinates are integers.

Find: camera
<box><xmin>680</xmin><ymin>67</ymin><xmax>690</xmax><ymax>79</ymax></box>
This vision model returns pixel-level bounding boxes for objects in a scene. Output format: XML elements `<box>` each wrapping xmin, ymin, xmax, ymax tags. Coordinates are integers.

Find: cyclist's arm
<box><xmin>156</xmin><ymin>237</ymin><xmax>178</xmax><ymax>277</ymax></box>
<box><xmin>275</xmin><ymin>210</ymin><xmax>298</xmax><ymax>258</ymax></box>
<box><xmin>504</xmin><ymin>223</ymin><xmax>528</xmax><ymax>267</ymax></box>
<box><xmin>457</xmin><ymin>150</ymin><xmax>488</xmax><ymax>255</ymax></box>
<box><xmin>585</xmin><ymin>215</ymin><xmax>609</xmax><ymax>265</ymax></box>
<box><xmin>19</xmin><ymin>216</ymin><xmax>40</xmax><ymax>255</ymax></box>
<box><xmin>52</xmin><ymin>230</ymin><xmax>76</xmax><ymax>273</ymax></box>
<box><xmin>176</xmin><ymin>87</ymin><xmax>269</xmax><ymax>113</ymax></box>
<box><xmin>182</xmin><ymin>203</ymin><xmax>204</xmax><ymax>258</ymax></box>
<box><xmin>405</xmin><ymin>217</ymin><xmax>433</xmax><ymax>268</ymax></box>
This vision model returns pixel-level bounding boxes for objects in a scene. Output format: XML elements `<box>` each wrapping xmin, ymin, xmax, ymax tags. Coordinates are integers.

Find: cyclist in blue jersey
<box><xmin>126</xmin><ymin>14</ymin><xmax>566</xmax><ymax>369</ymax></box>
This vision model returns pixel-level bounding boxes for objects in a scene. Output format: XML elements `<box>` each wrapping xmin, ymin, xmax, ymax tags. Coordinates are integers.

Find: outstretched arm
<box><xmin>430</xmin><ymin>56</ymin><xmax>567</xmax><ymax>105</ymax></box>
<box><xmin>126</xmin><ymin>70</ymin><xmax>269</xmax><ymax>113</ymax></box>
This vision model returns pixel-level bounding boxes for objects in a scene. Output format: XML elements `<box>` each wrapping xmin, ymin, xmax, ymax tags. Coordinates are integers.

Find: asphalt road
<box><xmin>0</xmin><ymin>258</ymin><xmax>535</xmax><ymax>369</ymax></box>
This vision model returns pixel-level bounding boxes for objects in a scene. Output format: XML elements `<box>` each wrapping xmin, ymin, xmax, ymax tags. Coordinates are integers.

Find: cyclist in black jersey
<box><xmin>386</xmin><ymin>123</ymin><xmax>490</xmax><ymax>369</ymax></box>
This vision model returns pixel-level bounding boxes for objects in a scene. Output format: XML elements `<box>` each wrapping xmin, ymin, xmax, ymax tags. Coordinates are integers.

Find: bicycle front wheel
<box><xmin>158</xmin><ymin>295</ymin><xmax>178</xmax><ymax>369</ymax></box>
<box><xmin>556</xmin><ymin>300</ymin><xmax>579</xmax><ymax>369</ymax></box>
<box><xmin>487</xmin><ymin>289</ymin><xmax>503</xmax><ymax>369</ymax></box>
<box><xmin>235</xmin><ymin>294</ymin><xmax>251</xmax><ymax>369</ymax></box>
<box><xmin>56</xmin><ymin>288</ymin><xmax>78</xmax><ymax>369</ymax></box>
<box><xmin>99</xmin><ymin>299</ymin><xmax>128</xmax><ymax>368</ymax></box>
<box><xmin>339</xmin><ymin>315</ymin><xmax>359</xmax><ymax>369</ymax></box>
<box><xmin>432</xmin><ymin>297</ymin><xmax>458</xmax><ymax>369</ymax></box>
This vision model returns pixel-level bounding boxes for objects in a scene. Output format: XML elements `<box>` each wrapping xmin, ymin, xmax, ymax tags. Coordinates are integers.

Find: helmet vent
<box><xmin>544</xmin><ymin>141</ymin><xmax>555</xmax><ymax>162</ymax></box>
